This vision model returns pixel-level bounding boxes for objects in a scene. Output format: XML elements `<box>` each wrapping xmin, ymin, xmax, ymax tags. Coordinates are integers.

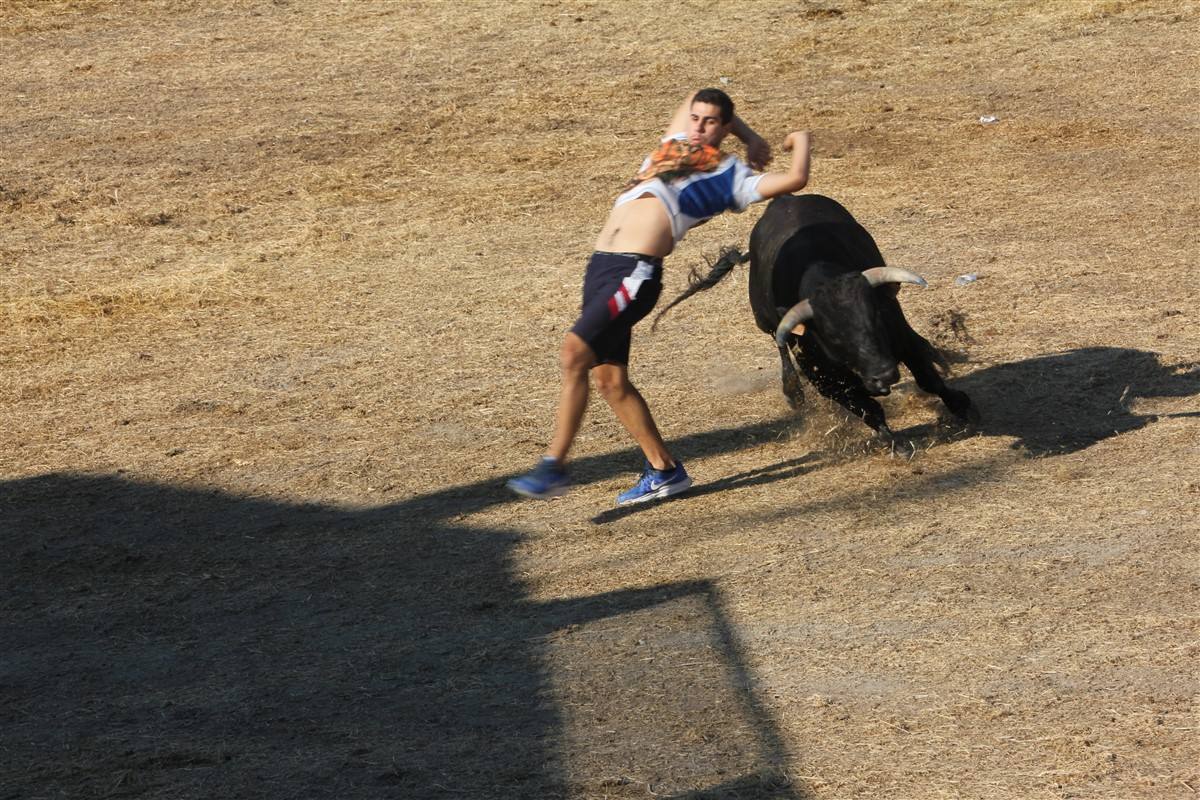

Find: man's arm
<box><xmin>755</xmin><ymin>131</ymin><xmax>811</xmax><ymax>199</ymax></box>
<box><xmin>665</xmin><ymin>92</ymin><xmax>696</xmax><ymax>137</ymax></box>
<box><xmin>729</xmin><ymin>116</ymin><xmax>772</xmax><ymax>170</ymax></box>
<box><xmin>665</xmin><ymin>92</ymin><xmax>773</xmax><ymax>169</ymax></box>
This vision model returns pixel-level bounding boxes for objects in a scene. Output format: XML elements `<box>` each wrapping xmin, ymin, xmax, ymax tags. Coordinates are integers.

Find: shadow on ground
<box><xmin>944</xmin><ymin>346</ymin><xmax>1198</xmax><ymax>455</ymax></box>
<box><xmin>601</xmin><ymin>347</ymin><xmax>1199</xmax><ymax>523</ymax></box>
<box><xmin>1</xmin><ymin>418</ymin><xmax>809</xmax><ymax>800</ymax></box>
<box><xmin>591</xmin><ymin>454</ymin><xmax>822</xmax><ymax>525</ymax></box>
<box><xmin>4</xmin><ymin>349</ymin><xmax>1194</xmax><ymax>798</ymax></box>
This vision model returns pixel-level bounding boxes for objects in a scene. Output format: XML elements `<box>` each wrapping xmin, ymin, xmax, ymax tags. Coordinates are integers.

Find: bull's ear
<box><xmin>775</xmin><ymin>299</ymin><xmax>815</xmax><ymax>346</ymax></box>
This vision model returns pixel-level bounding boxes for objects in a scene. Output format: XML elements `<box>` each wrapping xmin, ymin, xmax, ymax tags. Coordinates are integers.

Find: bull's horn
<box><xmin>775</xmin><ymin>300</ymin><xmax>814</xmax><ymax>346</ymax></box>
<box><xmin>862</xmin><ymin>267</ymin><xmax>928</xmax><ymax>288</ymax></box>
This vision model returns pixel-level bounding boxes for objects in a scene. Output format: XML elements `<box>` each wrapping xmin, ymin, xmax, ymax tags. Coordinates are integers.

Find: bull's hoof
<box><xmin>782</xmin><ymin>378</ymin><xmax>805</xmax><ymax>410</ymax></box>
<box><xmin>945</xmin><ymin>391</ymin><xmax>981</xmax><ymax>424</ymax></box>
<box><xmin>885</xmin><ymin>435</ymin><xmax>917</xmax><ymax>459</ymax></box>
<box><xmin>869</xmin><ymin>425</ymin><xmax>915</xmax><ymax>458</ymax></box>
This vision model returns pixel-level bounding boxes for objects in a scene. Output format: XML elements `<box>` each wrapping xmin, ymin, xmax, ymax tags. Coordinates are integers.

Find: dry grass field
<box><xmin>2</xmin><ymin>1</ymin><xmax>1198</xmax><ymax>798</ymax></box>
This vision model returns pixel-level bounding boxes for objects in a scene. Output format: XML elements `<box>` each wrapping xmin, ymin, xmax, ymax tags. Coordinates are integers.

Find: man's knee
<box><xmin>560</xmin><ymin>333</ymin><xmax>594</xmax><ymax>374</ymax></box>
<box><xmin>592</xmin><ymin>364</ymin><xmax>631</xmax><ymax>400</ymax></box>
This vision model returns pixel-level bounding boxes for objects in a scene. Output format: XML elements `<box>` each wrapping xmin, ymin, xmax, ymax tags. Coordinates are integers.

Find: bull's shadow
<box><xmin>930</xmin><ymin>346</ymin><xmax>1198</xmax><ymax>455</ymax></box>
<box><xmin>1</xmin><ymin>430</ymin><xmax>808</xmax><ymax>799</ymax></box>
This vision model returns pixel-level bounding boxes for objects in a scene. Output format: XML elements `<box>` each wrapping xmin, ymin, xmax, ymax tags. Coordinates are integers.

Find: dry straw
<box><xmin>2</xmin><ymin>2</ymin><xmax>1197</xmax><ymax>798</ymax></box>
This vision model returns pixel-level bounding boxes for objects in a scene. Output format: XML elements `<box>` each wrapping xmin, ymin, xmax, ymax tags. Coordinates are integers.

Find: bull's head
<box><xmin>775</xmin><ymin>267</ymin><xmax>927</xmax><ymax>396</ymax></box>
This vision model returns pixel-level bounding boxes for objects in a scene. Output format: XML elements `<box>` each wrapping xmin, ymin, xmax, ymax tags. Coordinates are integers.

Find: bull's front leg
<box><xmin>902</xmin><ymin>337</ymin><xmax>980</xmax><ymax>423</ymax></box>
<box><xmin>777</xmin><ymin>340</ymin><xmax>805</xmax><ymax>409</ymax></box>
<box><xmin>796</xmin><ymin>356</ymin><xmax>890</xmax><ymax>435</ymax></box>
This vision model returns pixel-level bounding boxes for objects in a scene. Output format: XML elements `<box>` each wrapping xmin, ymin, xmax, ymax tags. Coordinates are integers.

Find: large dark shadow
<box><xmin>9</xmin><ymin>349</ymin><xmax>1190</xmax><ymax>798</ymax></box>
<box><xmin>1</xmin><ymin>418</ymin><xmax>808</xmax><ymax>800</ymax></box>
<box><xmin>947</xmin><ymin>347</ymin><xmax>1199</xmax><ymax>455</ymax></box>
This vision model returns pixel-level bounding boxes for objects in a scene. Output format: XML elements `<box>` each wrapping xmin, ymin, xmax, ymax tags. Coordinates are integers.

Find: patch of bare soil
<box><xmin>2</xmin><ymin>1</ymin><xmax>1197</xmax><ymax>798</ymax></box>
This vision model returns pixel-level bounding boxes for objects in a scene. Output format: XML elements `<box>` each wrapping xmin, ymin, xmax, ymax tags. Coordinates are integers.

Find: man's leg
<box><xmin>591</xmin><ymin>363</ymin><xmax>675</xmax><ymax>470</ymax></box>
<box><xmin>546</xmin><ymin>333</ymin><xmax>595</xmax><ymax>463</ymax></box>
<box><xmin>508</xmin><ymin>332</ymin><xmax>594</xmax><ymax>499</ymax></box>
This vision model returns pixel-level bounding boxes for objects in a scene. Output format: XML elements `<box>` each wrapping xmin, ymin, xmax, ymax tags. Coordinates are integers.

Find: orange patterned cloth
<box><xmin>624</xmin><ymin>138</ymin><xmax>726</xmax><ymax>189</ymax></box>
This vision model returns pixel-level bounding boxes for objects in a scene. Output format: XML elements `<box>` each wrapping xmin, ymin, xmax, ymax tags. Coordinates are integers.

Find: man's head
<box><xmin>688</xmin><ymin>87</ymin><xmax>734</xmax><ymax>148</ymax></box>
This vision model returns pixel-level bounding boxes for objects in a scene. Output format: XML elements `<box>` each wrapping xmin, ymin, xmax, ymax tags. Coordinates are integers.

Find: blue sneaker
<box><xmin>507</xmin><ymin>457</ymin><xmax>569</xmax><ymax>499</ymax></box>
<box><xmin>616</xmin><ymin>461</ymin><xmax>692</xmax><ymax>506</ymax></box>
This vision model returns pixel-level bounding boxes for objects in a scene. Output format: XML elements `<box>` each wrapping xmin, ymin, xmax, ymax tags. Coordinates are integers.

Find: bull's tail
<box><xmin>651</xmin><ymin>246</ymin><xmax>749</xmax><ymax>331</ymax></box>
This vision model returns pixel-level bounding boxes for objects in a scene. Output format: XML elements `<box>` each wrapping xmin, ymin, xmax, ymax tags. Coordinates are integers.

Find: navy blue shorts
<box><xmin>570</xmin><ymin>251</ymin><xmax>663</xmax><ymax>366</ymax></box>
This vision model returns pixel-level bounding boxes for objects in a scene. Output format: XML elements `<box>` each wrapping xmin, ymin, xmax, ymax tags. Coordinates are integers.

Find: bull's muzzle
<box><xmin>864</xmin><ymin>365</ymin><xmax>901</xmax><ymax>396</ymax></box>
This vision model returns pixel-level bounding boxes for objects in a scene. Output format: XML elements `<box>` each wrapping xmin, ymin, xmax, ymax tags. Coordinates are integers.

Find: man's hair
<box><xmin>692</xmin><ymin>88</ymin><xmax>734</xmax><ymax>124</ymax></box>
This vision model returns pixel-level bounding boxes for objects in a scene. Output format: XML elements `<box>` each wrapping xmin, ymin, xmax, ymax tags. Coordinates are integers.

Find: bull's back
<box><xmin>748</xmin><ymin>195</ymin><xmax>886</xmax><ymax>334</ymax></box>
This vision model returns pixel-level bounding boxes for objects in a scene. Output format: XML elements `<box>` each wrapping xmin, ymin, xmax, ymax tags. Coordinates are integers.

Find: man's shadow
<box><xmin>591</xmin><ymin>454</ymin><xmax>822</xmax><ymax>524</ymax></box>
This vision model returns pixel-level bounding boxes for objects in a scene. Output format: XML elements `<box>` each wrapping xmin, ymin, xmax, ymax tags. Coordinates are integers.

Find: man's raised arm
<box><xmin>755</xmin><ymin>131</ymin><xmax>811</xmax><ymax>199</ymax></box>
<box><xmin>665</xmin><ymin>92</ymin><xmax>697</xmax><ymax>137</ymax></box>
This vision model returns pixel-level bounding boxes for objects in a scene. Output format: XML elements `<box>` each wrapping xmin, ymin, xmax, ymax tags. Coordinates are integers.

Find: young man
<box><xmin>508</xmin><ymin>88</ymin><xmax>811</xmax><ymax>505</ymax></box>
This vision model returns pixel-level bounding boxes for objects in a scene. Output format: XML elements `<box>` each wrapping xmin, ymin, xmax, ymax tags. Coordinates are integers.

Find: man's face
<box><xmin>688</xmin><ymin>101</ymin><xmax>730</xmax><ymax>147</ymax></box>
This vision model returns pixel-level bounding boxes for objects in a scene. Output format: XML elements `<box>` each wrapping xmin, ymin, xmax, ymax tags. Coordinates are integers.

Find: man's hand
<box><xmin>729</xmin><ymin>115</ymin><xmax>772</xmax><ymax>169</ymax></box>
<box><xmin>755</xmin><ymin>130</ymin><xmax>812</xmax><ymax>200</ymax></box>
<box><xmin>744</xmin><ymin>134</ymin><xmax>772</xmax><ymax>171</ymax></box>
<box><xmin>781</xmin><ymin>130</ymin><xmax>809</xmax><ymax>153</ymax></box>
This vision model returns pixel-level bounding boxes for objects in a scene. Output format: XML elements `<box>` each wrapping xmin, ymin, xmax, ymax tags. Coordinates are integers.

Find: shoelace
<box><xmin>636</xmin><ymin>467</ymin><xmax>660</xmax><ymax>490</ymax></box>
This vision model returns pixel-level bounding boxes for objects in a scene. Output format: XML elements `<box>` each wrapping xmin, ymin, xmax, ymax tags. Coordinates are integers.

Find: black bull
<box><xmin>657</xmin><ymin>193</ymin><xmax>979</xmax><ymax>438</ymax></box>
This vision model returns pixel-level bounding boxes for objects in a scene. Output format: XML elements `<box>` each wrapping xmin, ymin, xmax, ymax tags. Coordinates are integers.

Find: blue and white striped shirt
<box><xmin>613</xmin><ymin>133</ymin><xmax>766</xmax><ymax>244</ymax></box>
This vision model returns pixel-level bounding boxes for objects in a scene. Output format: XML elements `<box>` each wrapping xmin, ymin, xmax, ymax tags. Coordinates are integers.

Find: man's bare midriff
<box><xmin>593</xmin><ymin>194</ymin><xmax>674</xmax><ymax>258</ymax></box>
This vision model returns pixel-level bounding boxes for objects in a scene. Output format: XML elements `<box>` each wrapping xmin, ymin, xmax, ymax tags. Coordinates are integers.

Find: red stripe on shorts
<box><xmin>607</xmin><ymin>284</ymin><xmax>633</xmax><ymax>319</ymax></box>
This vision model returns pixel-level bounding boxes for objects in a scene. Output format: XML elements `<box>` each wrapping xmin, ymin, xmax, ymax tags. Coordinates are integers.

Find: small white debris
<box><xmin>979</xmin><ymin>115</ymin><xmax>999</xmax><ymax>124</ymax></box>
<box><xmin>719</xmin><ymin>76</ymin><xmax>731</xmax><ymax>85</ymax></box>
<box><xmin>954</xmin><ymin>273</ymin><xmax>979</xmax><ymax>286</ymax></box>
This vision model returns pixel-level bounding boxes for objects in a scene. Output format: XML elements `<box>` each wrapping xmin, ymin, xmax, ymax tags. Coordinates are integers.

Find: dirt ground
<box><xmin>2</xmin><ymin>1</ymin><xmax>1198</xmax><ymax>798</ymax></box>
